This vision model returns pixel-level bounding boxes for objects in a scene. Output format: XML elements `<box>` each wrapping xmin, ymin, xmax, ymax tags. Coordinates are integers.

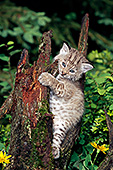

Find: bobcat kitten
<box><xmin>38</xmin><ymin>43</ymin><xmax>93</xmax><ymax>159</ymax></box>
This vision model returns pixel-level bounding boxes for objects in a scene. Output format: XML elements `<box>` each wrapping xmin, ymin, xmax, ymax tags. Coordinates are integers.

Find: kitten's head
<box><xmin>54</xmin><ymin>43</ymin><xmax>93</xmax><ymax>81</ymax></box>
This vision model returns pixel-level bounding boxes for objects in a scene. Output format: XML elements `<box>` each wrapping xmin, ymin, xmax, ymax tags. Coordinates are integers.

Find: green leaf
<box><xmin>70</xmin><ymin>152</ymin><xmax>79</xmax><ymax>163</ymax></box>
<box><xmin>4</xmin><ymin>96</ymin><xmax>8</xmax><ymax>99</ymax></box>
<box><xmin>19</xmin><ymin>14</ymin><xmax>30</xmax><ymax>22</ymax></box>
<box><xmin>2</xmin><ymin>68</ymin><xmax>9</xmax><ymax>72</ymax></box>
<box><xmin>13</xmin><ymin>27</ymin><xmax>23</xmax><ymax>34</ymax></box>
<box><xmin>7</xmin><ymin>46</ymin><xmax>14</xmax><ymax>50</ymax></box>
<box><xmin>67</xmin><ymin>166</ymin><xmax>71</xmax><ymax>170</ymax></box>
<box><xmin>7</xmin><ymin>41</ymin><xmax>14</xmax><ymax>45</ymax></box>
<box><xmin>23</xmin><ymin>32</ymin><xmax>34</xmax><ymax>43</ymax></box>
<box><xmin>91</xmin><ymin>103</ymin><xmax>97</xmax><ymax>108</ymax></box>
<box><xmin>97</xmin><ymin>87</ymin><xmax>106</xmax><ymax>95</ymax></box>
<box><xmin>89</xmin><ymin>165</ymin><xmax>98</xmax><ymax>170</ymax></box>
<box><xmin>0</xmin><ymin>54</ymin><xmax>9</xmax><ymax>62</ymax></box>
<box><xmin>95</xmin><ymin>59</ymin><xmax>103</xmax><ymax>63</ymax></box>
<box><xmin>109</xmin><ymin>104</ymin><xmax>113</xmax><ymax>110</ymax></box>
<box><xmin>8</xmin><ymin>30</ymin><xmax>17</xmax><ymax>36</ymax></box>
<box><xmin>9</xmin><ymin>49</ymin><xmax>21</xmax><ymax>56</ymax></box>
<box><xmin>106</xmin><ymin>76</ymin><xmax>113</xmax><ymax>82</ymax></box>
<box><xmin>1</xmin><ymin>30</ymin><xmax>8</xmax><ymax>37</ymax></box>
<box><xmin>6</xmin><ymin>144</ymin><xmax>10</xmax><ymax>153</ymax></box>
<box><xmin>86</xmin><ymin>79</ymin><xmax>94</xmax><ymax>84</ymax></box>
<box><xmin>86</xmin><ymin>144</ymin><xmax>93</xmax><ymax>154</ymax></box>
<box><xmin>95</xmin><ymin>73</ymin><xmax>111</xmax><ymax>84</ymax></box>
<box><xmin>36</xmin><ymin>12</ymin><xmax>46</xmax><ymax>16</ymax></box>
<box><xmin>0</xmin><ymin>142</ymin><xmax>5</xmax><ymax>150</ymax></box>
<box><xmin>73</xmin><ymin>161</ymin><xmax>82</xmax><ymax>169</ymax></box>
<box><xmin>79</xmin><ymin>163</ymin><xmax>86</xmax><ymax>170</ymax></box>
<box><xmin>81</xmin><ymin>147</ymin><xmax>87</xmax><ymax>158</ymax></box>
<box><xmin>79</xmin><ymin>134</ymin><xmax>85</xmax><ymax>145</ymax></box>
<box><xmin>0</xmin><ymin>44</ymin><xmax>5</xmax><ymax>47</ymax></box>
<box><xmin>98</xmin><ymin>18</ymin><xmax>113</xmax><ymax>26</ymax></box>
<box><xmin>106</xmin><ymin>86</ymin><xmax>113</xmax><ymax>92</ymax></box>
<box><xmin>38</xmin><ymin>18</ymin><xmax>46</xmax><ymax>26</ymax></box>
<box><xmin>100</xmin><ymin>73</ymin><xmax>111</xmax><ymax>77</ymax></box>
<box><xmin>95</xmin><ymin>77</ymin><xmax>106</xmax><ymax>84</ymax></box>
<box><xmin>0</xmin><ymin>81</ymin><xmax>9</xmax><ymax>87</ymax></box>
<box><xmin>84</xmin><ymin>154</ymin><xmax>91</xmax><ymax>167</ymax></box>
<box><xmin>80</xmin><ymin>139</ymin><xmax>85</xmax><ymax>145</ymax></box>
<box><xmin>65</xmin><ymin>12</ymin><xmax>76</xmax><ymax>20</ymax></box>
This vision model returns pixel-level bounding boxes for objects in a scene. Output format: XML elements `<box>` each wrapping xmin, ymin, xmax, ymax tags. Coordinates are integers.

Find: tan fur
<box><xmin>38</xmin><ymin>43</ymin><xmax>93</xmax><ymax>159</ymax></box>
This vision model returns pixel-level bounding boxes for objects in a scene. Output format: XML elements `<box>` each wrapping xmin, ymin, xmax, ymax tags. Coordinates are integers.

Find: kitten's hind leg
<box><xmin>52</xmin><ymin>144</ymin><xmax>60</xmax><ymax>159</ymax></box>
<box><xmin>52</xmin><ymin>133</ymin><xmax>61</xmax><ymax>159</ymax></box>
<box><xmin>52</xmin><ymin>122</ymin><xmax>67</xmax><ymax>159</ymax></box>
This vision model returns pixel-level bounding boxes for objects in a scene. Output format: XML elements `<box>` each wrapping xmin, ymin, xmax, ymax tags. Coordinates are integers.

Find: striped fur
<box><xmin>38</xmin><ymin>43</ymin><xmax>93</xmax><ymax>159</ymax></box>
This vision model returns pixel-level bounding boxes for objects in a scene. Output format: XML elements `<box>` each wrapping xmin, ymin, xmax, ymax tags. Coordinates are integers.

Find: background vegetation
<box><xmin>0</xmin><ymin>0</ymin><xmax>113</xmax><ymax>169</ymax></box>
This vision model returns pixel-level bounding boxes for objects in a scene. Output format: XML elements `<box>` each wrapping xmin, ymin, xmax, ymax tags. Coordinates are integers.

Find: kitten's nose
<box><xmin>62</xmin><ymin>71</ymin><xmax>66</xmax><ymax>75</ymax></box>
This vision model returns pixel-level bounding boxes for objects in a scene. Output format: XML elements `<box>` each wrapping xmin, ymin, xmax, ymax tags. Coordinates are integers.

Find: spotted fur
<box><xmin>38</xmin><ymin>43</ymin><xmax>93</xmax><ymax>159</ymax></box>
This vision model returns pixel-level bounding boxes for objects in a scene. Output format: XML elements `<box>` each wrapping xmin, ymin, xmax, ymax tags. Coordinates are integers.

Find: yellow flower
<box><xmin>98</xmin><ymin>144</ymin><xmax>109</xmax><ymax>154</ymax></box>
<box><xmin>90</xmin><ymin>142</ymin><xmax>98</xmax><ymax>149</ymax></box>
<box><xmin>0</xmin><ymin>151</ymin><xmax>11</xmax><ymax>164</ymax></box>
<box><xmin>90</xmin><ymin>142</ymin><xmax>109</xmax><ymax>154</ymax></box>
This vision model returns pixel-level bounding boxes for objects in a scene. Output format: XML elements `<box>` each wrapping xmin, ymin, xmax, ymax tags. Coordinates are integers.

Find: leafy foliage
<box><xmin>85</xmin><ymin>50</ymin><xmax>113</xmax><ymax>136</ymax></box>
<box><xmin>0</xmin><ymin>0</ymin><xmax>51</xmax><ymax>53</ymax></box>
<box><xmin>0</xmin><ymin>0</ymin><xmax>113</xmax><ymax>168</ymax></box>
<box><xmin>0</xmin><ymin>116</ymin><xmax>11</xmax><ymax>153</ymax></box>
<box><xmin>68</xmin><ymin>140</ymin><xmax>98</xmax><ymax>170</ymax></box>
<box><xmin>68</xmin><ymin>50</ymin><xmax>113</xmax><ymax>169</ymax></box>
<box><xmin>0</xmin><ymin>41</ymin><xmax>21</xmax><ymax>100</ymax></box>
<box><xmin>0</xmin><ymin>42</ymin><xmax>20</xmax><ymax>156</ymax></box>
<box><xmin>1</xmin><ymin>0</ymin><xmax>113</xmax><ymax>56</ymax></box>
<box><xmin>1</xmin><ymin>42</ymin><xmax>113</xmax><ymax>169</ymax></box>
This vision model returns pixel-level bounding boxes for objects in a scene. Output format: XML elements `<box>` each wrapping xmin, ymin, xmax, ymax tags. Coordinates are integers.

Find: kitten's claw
<box><xmin>52</xmin><ymin>145</ymin><xmax>60</xmax><ymax>159</ymax></box>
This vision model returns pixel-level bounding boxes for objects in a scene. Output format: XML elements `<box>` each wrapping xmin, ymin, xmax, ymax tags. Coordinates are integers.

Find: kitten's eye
<box><xmin>62</xmin><ymin>62</ymin><xmax>66</xmax><ymax>67</ymax></box>
<box><xmin>70</xmin><ymin>69</ymin><xmax>75</xmax><ymax>73</ymax></box>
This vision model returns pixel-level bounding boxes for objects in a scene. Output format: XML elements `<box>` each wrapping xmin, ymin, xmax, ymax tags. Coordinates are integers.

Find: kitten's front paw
<box><xmin>38</xmin><ymin>72</ymin><xmax>52</xmax><ymax>86</ymax></box>
<box><xmin>52</xmin><ymin>145</ymin><xmax>60</xmax><ymax>159</ymax></box>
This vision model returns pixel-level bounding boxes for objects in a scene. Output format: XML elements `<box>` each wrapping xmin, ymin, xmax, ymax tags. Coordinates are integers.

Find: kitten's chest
<box><xmin>49</xmin><ymin>91</ymin><xmax>81</xmax><ymax>114</ymax></box>
<box><xmin>49</xmin><ymin>78</ymin><xmax>84</xmax><ymax>118</ymax></box>
<box><xmin>49</xmin><ymin>92</ymin><xmax>66</xmax><ymax>113</ymax></box>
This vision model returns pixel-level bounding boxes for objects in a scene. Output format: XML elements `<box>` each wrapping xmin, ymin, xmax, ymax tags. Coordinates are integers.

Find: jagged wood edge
<box><xmin>0</xmin><ymin>91</ymin><xmax>14</xmax><ymax>119</ymax></box>
<box><xmin>78</xmin><ymin>13</ymin><xmax>89</xmax><ymax>56</ymax></box>
<box><xmin>5</xmin><ymin>31</ymin><xmax>54</xmax><ymax>170</ymax></box>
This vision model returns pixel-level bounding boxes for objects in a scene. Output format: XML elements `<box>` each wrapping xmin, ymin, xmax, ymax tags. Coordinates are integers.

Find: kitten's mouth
<box><xmin>61</xmin><ymin>73</ymin><xmax>66</xmax><ymax>76</ymax></box>
<box><xmin>61</xmin><ymin>72</ymin><xmax>67</xmax><ymax>76</ymax></box>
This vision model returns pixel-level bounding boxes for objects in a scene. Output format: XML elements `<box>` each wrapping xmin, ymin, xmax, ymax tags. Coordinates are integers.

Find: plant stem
<box><xmin>92</xmin><ymin>149</ymin><xmax>100</xmax><ymax>169</ymax></box>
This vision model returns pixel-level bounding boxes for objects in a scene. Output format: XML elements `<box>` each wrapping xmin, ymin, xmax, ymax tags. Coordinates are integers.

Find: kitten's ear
<box><xmin>81</xmin><ymin>63</ymin><xmax>93</xmax><ymax>73</ymax></box>
<box><xmin>54</xmin><ymin>43</ymin><xmax>70</xmax><ymax>61</ymax></box>
<box><xmin>59</xmin><ymin>43</ymin><xmax>70</xmax><ymax>54</ymax></box>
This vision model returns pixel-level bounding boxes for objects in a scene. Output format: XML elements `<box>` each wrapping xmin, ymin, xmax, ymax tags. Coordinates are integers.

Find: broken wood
<box><xmin>4</xmin><ymin>30</ymin><xmax>53</xmax><ymax>170</ymax></box>
<box><xmin>0</xmin><ymin>14</ymin><xmax>89</xmax><ymax>169</ymax></box>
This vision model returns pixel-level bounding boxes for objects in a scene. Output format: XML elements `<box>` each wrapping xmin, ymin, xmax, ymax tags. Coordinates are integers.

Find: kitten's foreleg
<box><xmin>38</xmin><ymin>72</ymin><xmax>65</xmax><ymax>97</ymax></box>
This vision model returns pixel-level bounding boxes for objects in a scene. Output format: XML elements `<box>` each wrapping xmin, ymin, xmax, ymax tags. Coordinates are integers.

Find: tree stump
<box><xmin>0</xmin><ymin>14</ymin><xmax>89</xmax><ymax>170</ymax></box>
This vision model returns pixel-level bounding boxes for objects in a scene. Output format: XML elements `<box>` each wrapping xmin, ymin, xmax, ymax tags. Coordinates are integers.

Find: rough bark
<box><xmin>0</xmin><ymin>14</ymin><xmax>89</xmax><ymax>170</ymax></box>
<box><xmin>4</xmin><ymin>30</ymin><xmax>54</xmax><ymax>170</ymax></box>
<box><xmin>78</xmin><ymin>13</ymin><xmax>89</xmax><ymax>56</ymax></box>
